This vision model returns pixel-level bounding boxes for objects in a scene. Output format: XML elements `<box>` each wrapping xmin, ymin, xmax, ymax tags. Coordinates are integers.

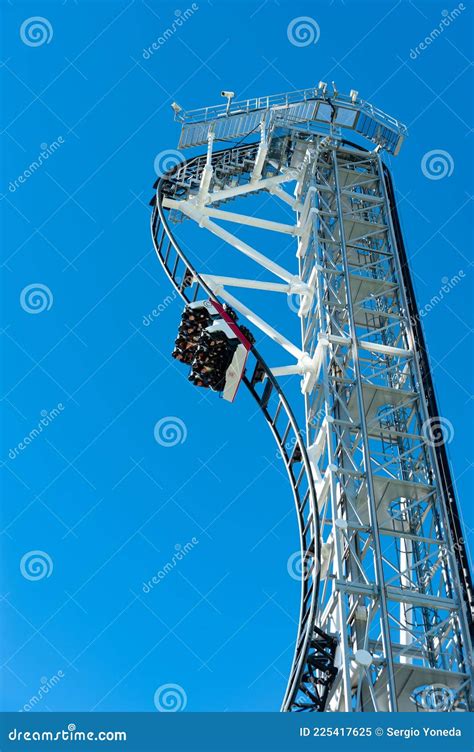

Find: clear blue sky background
<box><xmin>1</xmin><ymin>0</ymin><xmax>472</xmax><ymax>713</ymax></box>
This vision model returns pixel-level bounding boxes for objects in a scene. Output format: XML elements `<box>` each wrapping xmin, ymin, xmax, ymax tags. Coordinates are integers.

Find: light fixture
<box><xmin>350</xmin><ymin>89</ymin><xmax>359</xmax><ymax>103</ymax></box>
<box><xmin>171</xmin><ymin>101</ymin><xmax>182</xmax><ymax>114</ymax></box>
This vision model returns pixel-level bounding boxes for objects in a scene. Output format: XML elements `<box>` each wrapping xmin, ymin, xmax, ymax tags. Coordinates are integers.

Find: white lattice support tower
<box><xmin>151</xmin><ymin>85</ymin><xmax>474</xmax><ymax>713</ymax></box>
<box><xmin>295</xmin><ymin>140</ymin><xmax>473</xmax><ymax>711</ymax></box>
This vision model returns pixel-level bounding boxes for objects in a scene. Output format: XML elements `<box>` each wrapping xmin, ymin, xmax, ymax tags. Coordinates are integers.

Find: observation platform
<box><xmin>172</xmin><ymin>85</ymin><xmax>408</xmax><ymax>155</ymax></box>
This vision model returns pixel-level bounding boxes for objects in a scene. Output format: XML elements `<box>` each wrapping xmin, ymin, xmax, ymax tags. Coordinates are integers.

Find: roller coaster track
<box><xmin>150</xmin><ymin>137</ymin><xmax>474</xmax><ymax>713</ymax></box>
<box><xmin>383</xmin><ymin>166</ymin><xmax>474</xmax><ymax>636</ymax></box>
<box><xmin>150</xmin><ymin>145</ymin><xmax>327</xmax><ymax>712</ymax></box>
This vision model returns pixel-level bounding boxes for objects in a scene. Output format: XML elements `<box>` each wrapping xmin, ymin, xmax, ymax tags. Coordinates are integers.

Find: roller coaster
<box><xmin>150</xmin><ymin>85</ymin><xmax>473</xmax><ymax>712</ymax></box>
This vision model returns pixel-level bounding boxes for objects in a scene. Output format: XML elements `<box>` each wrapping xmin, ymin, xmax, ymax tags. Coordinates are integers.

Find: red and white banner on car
<box><xmin>208</xmin><ymin>299</ymin><xmax>252</xmax><ymax>403</ymax></box>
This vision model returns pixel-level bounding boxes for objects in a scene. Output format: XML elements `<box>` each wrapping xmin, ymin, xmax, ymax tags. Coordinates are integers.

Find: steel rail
<box><xmin>383</xmin><ymin>165</ymin><xmax>474</xmax><ymax>638</ymax></box>
<box><xmin>150</xmin><ymin>150</ymin><xmax>322</xmax><ymax>711</ymax></box>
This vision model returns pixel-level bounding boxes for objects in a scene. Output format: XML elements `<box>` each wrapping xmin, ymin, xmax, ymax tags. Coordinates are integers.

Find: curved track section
<box><xmin>150</xmin><ymin>151</ymin><xmax>323</xmax><ymax>712</ymax></box>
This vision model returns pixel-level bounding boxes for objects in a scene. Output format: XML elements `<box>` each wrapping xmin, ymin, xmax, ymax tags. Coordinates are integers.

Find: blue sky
<box><xmin>0</xmin><ymin>0</ymin><xmax>472</xmax><ymax>713</ymax></box>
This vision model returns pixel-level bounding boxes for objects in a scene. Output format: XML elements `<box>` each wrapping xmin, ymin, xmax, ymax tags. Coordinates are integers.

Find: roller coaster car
<box><xmin>172</xmin><ymin>300</ymin><xmax>253</xmax><ymax>402</ymax></box>
<box><xmin>171</xmin><ymin>302</ymin><xmax>213</xmax><ymax>364</ymax></box>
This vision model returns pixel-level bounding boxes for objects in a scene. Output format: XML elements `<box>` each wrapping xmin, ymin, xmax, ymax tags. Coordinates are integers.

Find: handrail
<box><xmin>176</xmin><ymin>86</ymin><xmax>407</xmax><ymax>137</ymax></box>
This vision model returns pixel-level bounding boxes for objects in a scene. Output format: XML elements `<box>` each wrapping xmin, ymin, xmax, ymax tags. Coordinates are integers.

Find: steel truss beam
<box><xmin>150</xmin><ymin>126</ymin><xmax>473</xmax><ymax>714</ymax></box>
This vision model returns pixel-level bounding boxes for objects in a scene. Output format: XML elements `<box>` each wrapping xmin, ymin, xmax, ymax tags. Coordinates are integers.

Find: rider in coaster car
<box><xmin>238</xmin><ymin>325</ymin><xmax>255</xmax><ymax>345</ymax></box>
<box><xmin>222</xmin><ymin>304</ymin><xmax>238</xmax><ymax>322</ymax></box>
